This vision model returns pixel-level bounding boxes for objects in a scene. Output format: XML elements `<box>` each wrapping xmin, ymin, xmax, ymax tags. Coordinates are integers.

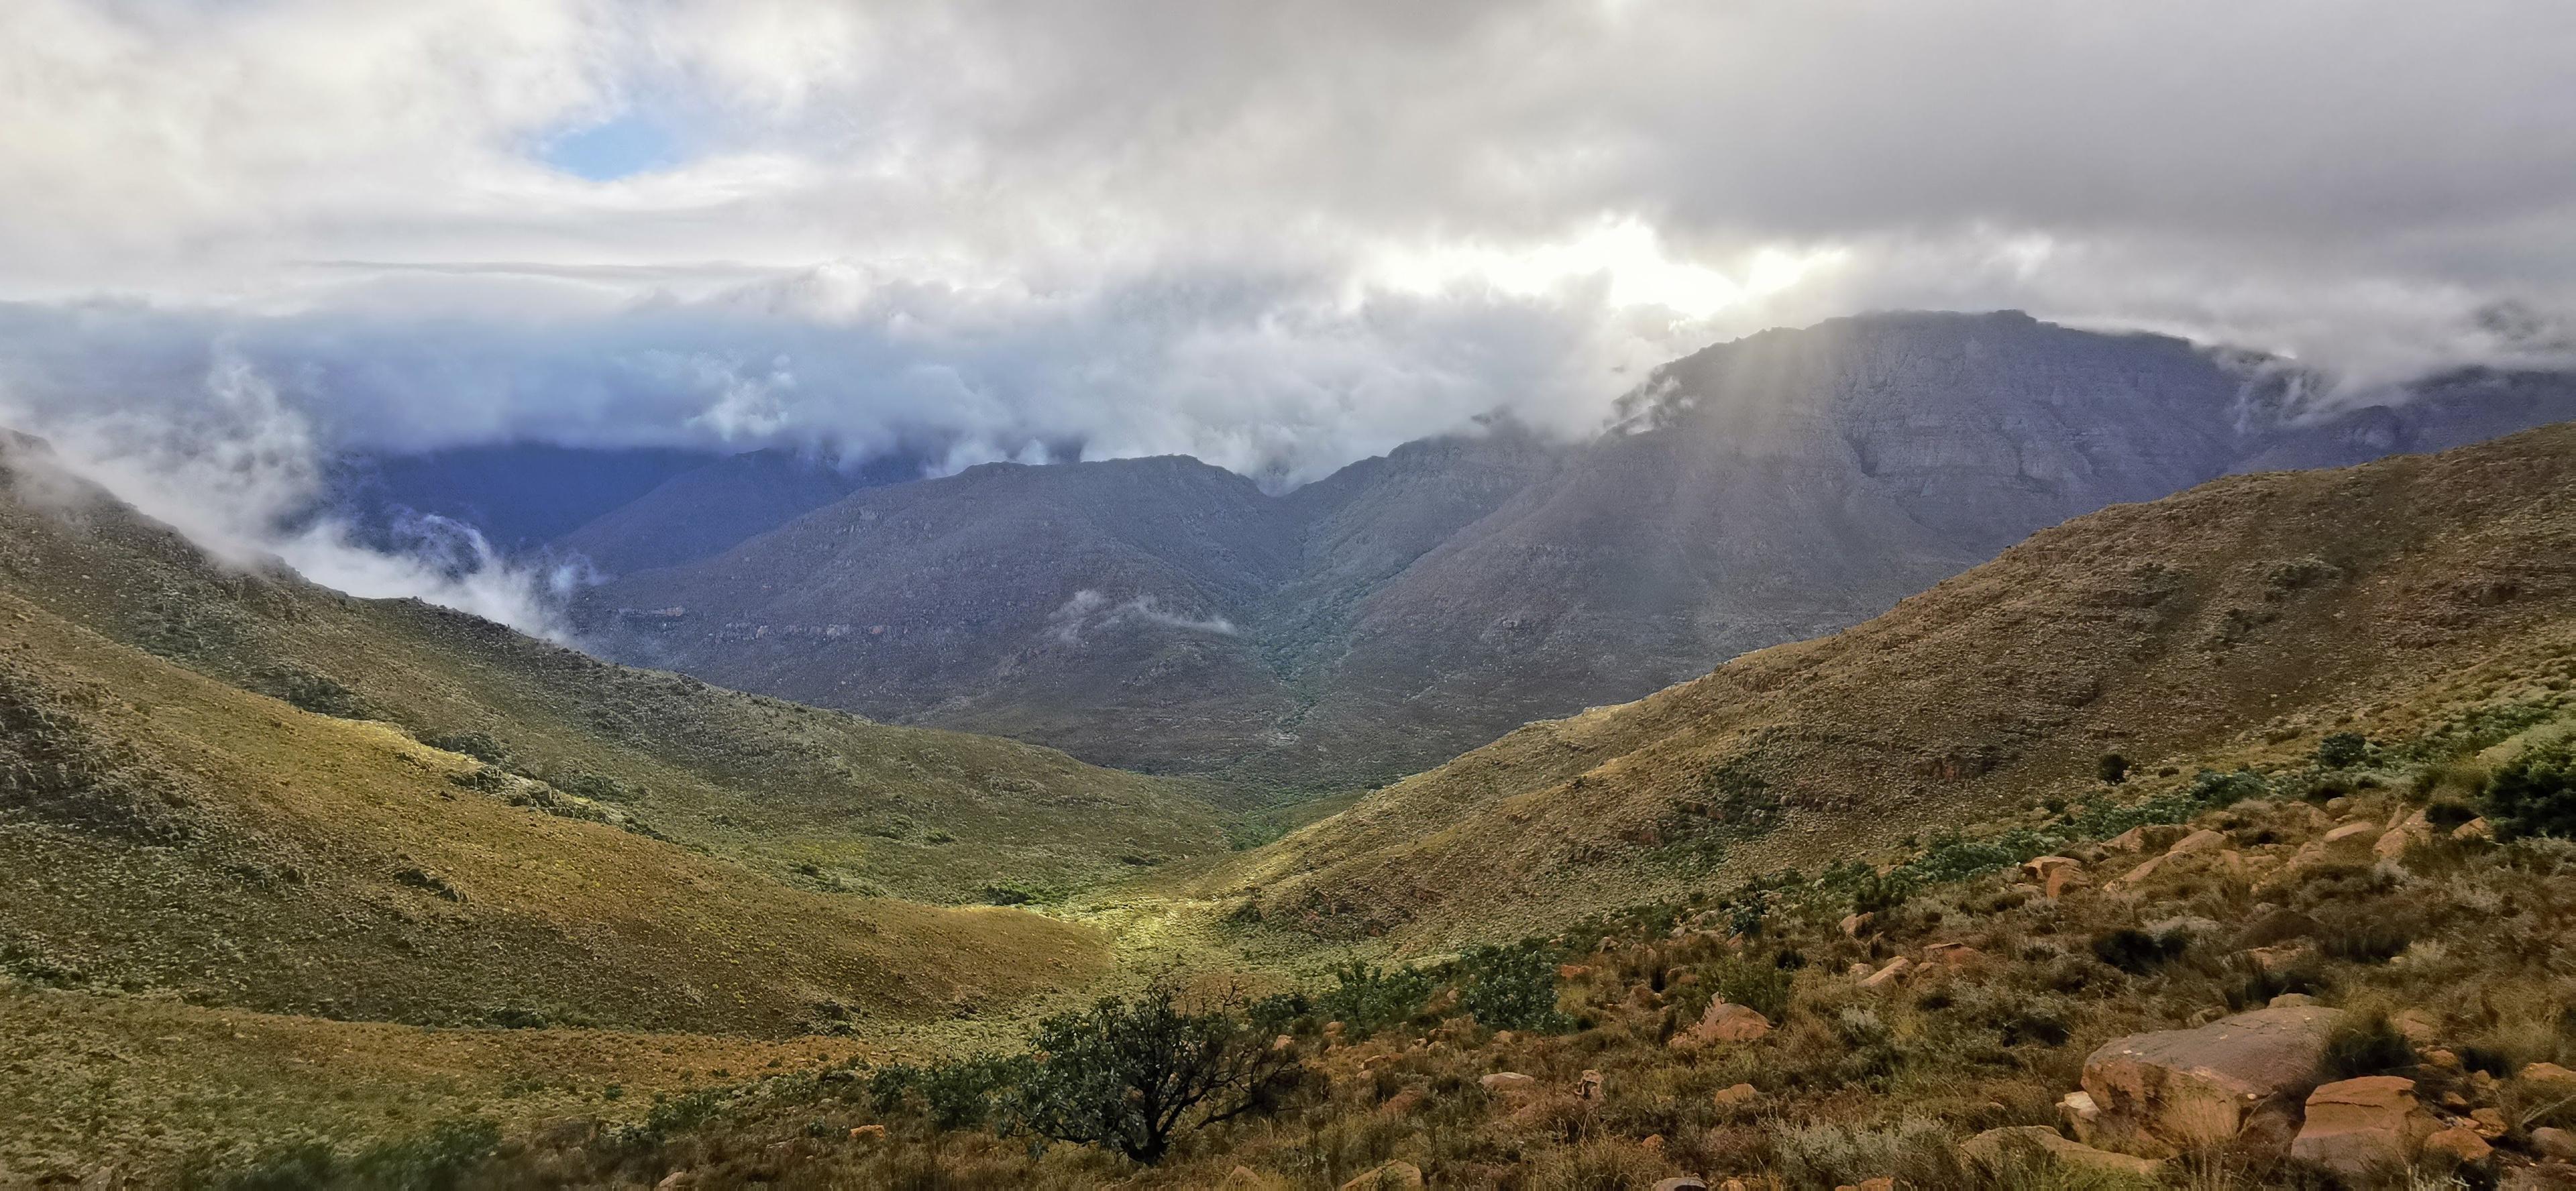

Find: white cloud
<box><xmin>0</xmin><ymin>0</ymin><xmax>2570</xmax><ymax>488</ymax></box>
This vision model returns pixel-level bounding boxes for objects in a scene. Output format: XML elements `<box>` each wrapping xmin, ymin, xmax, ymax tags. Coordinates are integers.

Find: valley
<box><xmin>5</xmin><ymin>346</ymin><xmax>2575</xmax><ymax>1187</ymax></box>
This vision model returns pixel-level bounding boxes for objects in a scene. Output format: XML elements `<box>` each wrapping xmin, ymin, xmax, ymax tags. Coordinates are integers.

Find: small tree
<box><xmin>2316</xmin><ymin>732</ymin><xmax>2371</xmax><ymax>770</ymax></box>
<box><xmin>2487</xmin><ymin>742</ymin><xmax>2576</xmax><ymax>840</ymax></box>
<box><xmin>1011</xmin><ymin>980</ymin><xmax>1299</xmax><ymax>1165</ymax></box>
<box><xmin>1454</xmin><ymin>944</ymin><xmax>1572</xmax><ymax>1033</ymax></box>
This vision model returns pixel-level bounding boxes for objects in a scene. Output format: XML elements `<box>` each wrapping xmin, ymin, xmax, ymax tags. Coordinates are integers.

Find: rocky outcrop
<box><xmin>2080</xmin><ymin>1005</ymin><xmax>2343</xmax><ymax>1152</ymax></box>
<box><xmin>1960</xmin><ymin>1126</ymin><xmax>2163</xmax><ymax>1179</ymax></box>
<box><xmin>1669</xmin><ymin>1001</ymin><xmax>1774</xmax><ymax>1049</ymax></box>
<box><xmin>2289</xmin><ymin>1076</ymin><xmax>2437</xmax><ymax>1177</ymax></box>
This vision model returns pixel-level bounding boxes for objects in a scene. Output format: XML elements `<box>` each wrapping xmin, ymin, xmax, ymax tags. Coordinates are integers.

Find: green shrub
<box><xmin>1454</xmin><ymin>944</ymin><xmax>1572</xmax><ymax>1033</ymax></box>
<box><xmin>1010</xmin><ymin>980</ymin><xmax>1299</xmax><ymax>1164</ymax></box>
<box><xmin>1707</xmin><ymin>958</ymin><xmax>1795</xmax><ymax>1022</ymax></box>
<box><xmin>2322</xmin><ymin>1011</ymin><xmax>2418</xmax><ymax>1080</ymax></box>
<box><xmin>2316</xmin><ymin>732</ymin><xmax>2371</xmax><ymax>769</ymax></box>
<box><xmin>2090</xmin><ymin>927</ymin><xmax>2188</xmax><ymax>974</ymax></box>
<box><xmin>2487</xmin><ymin>742</ymin><xmax>2576</xmax><ymax>840</ymax></box>
<box><xmin>1313</xmin><ymin>959</ymin><xmax>1438</xmax><ymax>1039</ymax></box>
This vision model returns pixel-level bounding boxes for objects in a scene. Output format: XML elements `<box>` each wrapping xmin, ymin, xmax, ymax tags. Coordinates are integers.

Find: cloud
<box><xmin>1</xmin><ymin>0</ymin><xmax>2571</xmax><ymax>485</ymax></box>
<box><xmin>1047</xmin><ymin>589</ymin><xmax>1239</xmax><ymax>646</ymax></box>
<box><xmin>0</xmin><ymin>348</ymin><xmax>583</xmax><ymax>640</ymax></box>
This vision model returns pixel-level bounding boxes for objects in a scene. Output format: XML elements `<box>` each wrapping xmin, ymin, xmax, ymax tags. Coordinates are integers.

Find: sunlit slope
<box><xmin>1231</xmin><ymin>422</ymin><xmax>2576</xmax><ymax>944</ymax></box>
<box><xmin>0</xmin><ymin>432</ymin><xmax>1226</xmax><ymax>903</ymax></box>
<box><xmin>0</xmin><ymin>592</ymin><xmax>1107</xmax><ymax>1035</ymax></box>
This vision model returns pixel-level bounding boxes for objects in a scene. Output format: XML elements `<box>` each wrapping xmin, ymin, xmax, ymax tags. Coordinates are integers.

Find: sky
<box><xmin>1</xmin><ymin>1</ymin><xmax>2572</xmax><ymax>553</ymax></box>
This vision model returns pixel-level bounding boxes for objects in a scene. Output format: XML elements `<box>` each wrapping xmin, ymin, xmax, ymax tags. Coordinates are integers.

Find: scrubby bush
<box><xmin>2487</xmin><ymin>742</ymin><xmax>2576</xmax><ymax>841</ymax></box>
<box><xmin>1011</xmin><ymin>980</ymin><xmax>1299</xmax><ymax>1164</ymax></box>
<box><xmin>1453</xmin><ymin>944</ymin><xmax>1572</xmax><ymax>1033</ymax></box>
<box><xmin>2322</xmin><ymin>1010</ymin><xmax>2418</xmax><ymax>1080</ymax></box>
<box><xmin>2096</xmin><ymin>753</ymin><xmax>2130</xmax><ymax>785</ymax></box>
<box><xmin>1313</xmin><ymin>959</ymin><xmax>1438</xmax><ymax>1038</ymax></box>
<box><xmin>2316</xmin><ymin>732</ymin><xmax>2371</xmax><ymax>769</ymax></box>
<box><xmin>194</xmin><ymin>1118</ymin><xmax>498</xmax><ymax>1191</ymax></box>
<box><xmin>2090</xmin><ymin>926</ymin><xmax>2188</xmax><ymax>974</ymax></box>
<box><xmin>1707</xmin><ymin>957</ymin><xmax>1796</xmax><ymax>1022</ymax></box>
<box><xmin>417</xmin><ymin>730</ymin><xmax>513</xmax><ymax>768</ymax></box>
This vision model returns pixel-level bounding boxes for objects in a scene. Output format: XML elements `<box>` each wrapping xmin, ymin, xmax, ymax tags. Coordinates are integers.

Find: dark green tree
<box><xmin>2487</xmin><ymin>742</ymin><xmax>2576</xmax><ymax>840</ymax></box>
<box><xmin>1010</xmin><ymin>980</ymin><xmax>1299</xmax><ymax>1164</ymax></box>
<box><xmin>2316</xmin><ymin>732</ymin><xmax>2371</xmax><ymax>769</ymax></box>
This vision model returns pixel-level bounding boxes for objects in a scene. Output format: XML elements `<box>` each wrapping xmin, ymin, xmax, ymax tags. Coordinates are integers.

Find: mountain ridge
<box><xmin>568</xmin><ymin>312</ymin><xmax>2576</xmax><ymax>791</ymax></box>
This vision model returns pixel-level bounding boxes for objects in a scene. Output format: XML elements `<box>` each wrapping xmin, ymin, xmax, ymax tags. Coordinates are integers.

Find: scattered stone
<box><xmin>2393</xmin><ymin>1009</ymin><xmax>2440</xmax><ymax>1045</ymax></box>
<box><xmin>1925</xmin><ymin>942</ymin><xmax>1986</xmax><ymax>969</ymax></box>
<box><xmin>2169</xmin><ymin>828</ymin><xmax>2229</xmax><ymax>856</ymax></box>
<box><xmin>2426</xmin><ymin>1125</ymin><xmax>2494</xmax><ymax>1165</ymax></box>
<box><xmin>1961</xmin><ymin>1126</ymin><xmax>2164</xmax><ymax>1179</ymax></box>
<box><xmin>1845</xmin><ymin>961</ymin><xmax>1874</xmax><ymax>979</ymax></box>
<box><xmin>2103</xmin><ymin>826</ymin><xmax>2151</xmax><ymax>853</ymax></box>
<box><xmin>1377</xmin><ymin>1088</ymin><xmax>1426</xmax><ymax>1117</ymax></box>
<box><xmin>2454</xmin><ymin>817</ymin><xmax>2494</xmax><ymax>842</ymax></box>
<box><xmin>1712</xmin><ymin>1083</ymin><xmax>1758</xmax><ymax>1109</ymax></box>
<box><xmin>1859</xmin><ymin>957</ymin><xmax>1912</xmax><ymax>989</ymax></box>
<box><xmin>2022</xmin><ymin>856</ymin><xmax>2086</xmax><ymax>897</ymax></box>
<box><xmin>2322</xmin><ymin>821</ymin><xmax>2378</xmax><ymax>847</ymax></box>
<box><xmin>847</xmin><ymin>1124</ymin><xmax>886</xmax><ymax>1141</ymax></box>
<box><xmin>2112</xmin><ymin>856</ymin><xmax>2167</xmax><ymax>889</ymax></box>
<box><xmin>2080</xmin><ymin>1005</ymin><xmax>2343</xmax><ymax>1151</ymax></box>
<box><xmin>2524</xmin><ymin>1062</ymin><xmax>2576</xmax><ymax>1086</ymax></box>
<box><xmin>655</xmin><ymin>1174</ymin><xmax>697</xmax><ymax>1191</ymax></box>
<box><xmin>2290</xmin><ymin>1076</ymin><xmax>2436</xmax><ymax>1178</ymax></box>
<box><xmin>1670</xmin><ymin>1001</ymin><xmax>1773</xmax><ymax>1049</ymax></box>
<box><xmin>1841</xmin><ymin>912</ymin><xmax>1875</xmax><ymax>939</ymax></box>
<box><xmin>1479</xmin><ymin>1072</ymin><xmax>1537</xmax><ymax>1093</ymax></box>
<box><xmin>1340</xmin><ymin>1159</ymin><xmax>1425</xmax><ymax>1190</ymax></box>
<box><xmin>2058</xmin><ymin>1090</ymin><xmax>2103</xmax><ymax>1144</ymax></box>
<box><xmin>2533</xmin><ymin>1127</ymin><xmax>2576</xmax><ymax>1160</ymax></box>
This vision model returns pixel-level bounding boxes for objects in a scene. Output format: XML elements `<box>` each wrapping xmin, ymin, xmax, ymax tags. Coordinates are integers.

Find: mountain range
<box><xmin>551</xmin><ymin>312</ymin><xmax>2576</xmax><ymax>791</ymax></box>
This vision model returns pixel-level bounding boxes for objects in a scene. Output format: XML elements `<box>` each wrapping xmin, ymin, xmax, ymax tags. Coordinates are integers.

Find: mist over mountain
<box><xmin>568</xmin><ymin>312</ymin><xmax>2576</xmax><ymax>789</ymax></box>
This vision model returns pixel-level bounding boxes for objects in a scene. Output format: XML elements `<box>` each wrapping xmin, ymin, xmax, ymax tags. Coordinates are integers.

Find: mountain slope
<box><xmin>570</xmin><ymin>313</ymin><xmax>2576</xmax><ymax>790</ymax></box>
<box><xmin>554</xmin><ymin>447</ymin><xmax>922</xmax><ymax>576</ymax></box>
<box><xmin>0</xmin><ymin>432</ymin><xmax>1228</xmax><ymax>903</ymax></box>
<box><xmin>1227</xmin><ymin>422</ymin><xmax>2576</xmax><ymax>944</ymax></box>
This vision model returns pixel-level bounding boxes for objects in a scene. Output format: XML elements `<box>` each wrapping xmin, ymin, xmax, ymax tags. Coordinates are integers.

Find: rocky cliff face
<box><xmin>569</xmin><ymin>312</ymin><xmax>2576</xmax><ymax>790</ymax></box>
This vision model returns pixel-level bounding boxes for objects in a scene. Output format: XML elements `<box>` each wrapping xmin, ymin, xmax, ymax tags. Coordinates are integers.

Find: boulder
<box><xmin>2524</xmin><ymin>1062</ymin><xmax>2576</xmax><ymax>1086</ymax></box>
<box><xmin>2080</xmin><ymin>1005</ymin><xmax>2343</xmax><ymax>1151</ymax></box>
<box><xmin>2322</xmin><ymin>821</ymin><xmax>2378</xmax><ymax>847</ymax></box>
<box><xmin>2112</xmin><ymin>855</ymin><xmax>2167</xmax><ymax>889</ymax></box>
<box><xmin>2169</xmin><ymin>828</ymin><xmax>2229</xmax><ymax>856</ymax></box>
<box><xmin>2425</xmin><ymin>1125</ymin><xmax>2494</xmax><ymax>1165</ymax></box>
<box><xmin>2022</xmin><ymin>856</ymin><xmax>2087</xmax><ymax>897</ymax></box>
<box><xmin>2392</xmin><ymin>1009</ymin><xmax>2440</xmax><ymax>1045</ymax></box>
<box><xmin>2533</xmin><ymin>1127</ymin><xmax>2576</xmax><ymax>1161</ymax></box>
<box><xmin>1841</xmin><ymin>912</ymin><xmax>1875</xmax><ymax>939</ymax></box>
<box><xmin>1924</xmin><ymin>942</ymin><xmax>1986</xmax><ymax>969</ymax></box>
<box><xmin>1479</xmin><ymin>1072</ymin><xmax>1537</xmax><ymax>1093</ymax></box>
<box><xmin>1859</xmin><ymin>957</ymin><xmax>1912</xmax><ymax>989</ymax></box>
<box><xmin>2058</xmin><ymin>1090</ymin><xmax>2104</xmax><ymax>1144</ymax></box>
<box><xmin>1960</xmin><ymin>1126</ymin><xmax>2163</xmax><ymax>1179</ymax></box>
<box><xmin>1652</xmin><ymin>1180</ymin><xmax>1709</xmax><ymax>1191</ymax></box>
<box><xmin>1711</xmin><ymin>1082</ymin><xmax>1758</xmax><ymax>1109</ymax></box>
<box><xmin>2104</xmin><ymin>826</ymin><xmax>2152</xmax><ymax>853</ymax></box>
<box><xmin>847</xmin><ymin>1124</ymin><xmax>886</xmax><ymax>1141</ymax></box>
<box><xmin>1340</xmin><ymin>1160</ymin><xmax>1425</xmax><ymax>1190</ymax></box>
<box><xmin>2455</xmin><ymin>817</ymin><xmax>2494</xmax><ymax>842</ymax></box>
<box><xmin>2289</xmin><ymin>1076</ymin><xmax>2436</xmax><ymax>1178</ymax></box>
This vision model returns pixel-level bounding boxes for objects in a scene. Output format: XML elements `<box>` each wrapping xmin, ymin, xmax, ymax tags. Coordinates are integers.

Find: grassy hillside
<box><xmin>0</xmin><ymin>591</ymin><xmax>1110</xmax><ymax>1036</ymax></box>
<box><xmin>0</xmin><ymin>432</ymin><xmax>1228</xmax><ymax>904</ymax></box>
<box><xmin>1225</xmin><ymin>422</ymin><xmax>2576</xmax><ymax>945</ymax></box>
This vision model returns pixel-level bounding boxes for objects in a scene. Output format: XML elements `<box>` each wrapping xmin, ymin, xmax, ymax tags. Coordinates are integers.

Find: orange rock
<box><xmin>1557</xmin><ymin>964</ymin><xmax>1593</xmax><ymax>980</ymax></box>
<box><xmin>1711</xmin><ymin>1082</ymin><xmax>1758</xmax><ymax>1109</ymax></box>
<box><xmin>2424</xmin><ymin>1125</ymin><xmax>2493</xmax><ymax>1164</ymax></box>
<box><xmin>1859</xmin><ymin>957</ymin><xmax>1912</xmax><ymax>989</ymax></box>
<box><xmin>1479</xmin><ymin>1072</ymin><xmax>1537</xmax><ymax>1093</ymax></box>
<box><xmin>2081</xmin><ymin>1005</ymin><xmax>2343</xmax><ymax>1151</ymax></box>
<box><xmin>2290</xmin><ymin>1076</ymin><xmax>2436</xmax><ymax>1177</ymax></box>
<box><xmin>847</xmin><ymin>1124</ymin><xmax>887</xmax><ymax>1141</ymax></box>
<box><xmin>1340</xmin><ymin>1160</ymin><xmax>1425</xmax><ymax>1190</ymax></box>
